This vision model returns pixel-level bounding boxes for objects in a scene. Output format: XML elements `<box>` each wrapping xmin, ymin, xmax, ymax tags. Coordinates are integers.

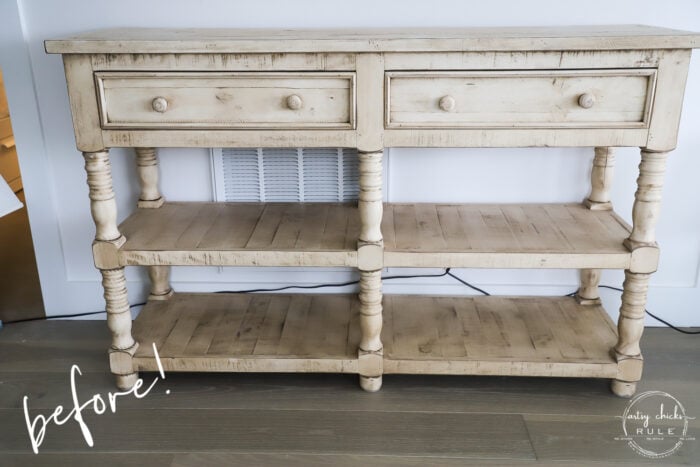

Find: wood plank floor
<box><xmin>0</xmin><ymin>320</ymin><xmax>698</xmax><ymax>465</ymax></box>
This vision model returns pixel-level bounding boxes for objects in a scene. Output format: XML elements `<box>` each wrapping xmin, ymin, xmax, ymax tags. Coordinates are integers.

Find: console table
<box><xmin>45</xmin><ymin>26</ymin><xmax>699</xmax><ymax>397</ymax></box>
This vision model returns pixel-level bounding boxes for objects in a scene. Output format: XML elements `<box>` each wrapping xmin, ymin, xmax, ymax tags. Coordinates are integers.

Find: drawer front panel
<box><xmin>96</xmin><ymin>72</ymin><xmax>355</xmax><ymax>129</ymax></box>
<box><xmin>386</xmin><ymin>69</ymin><xmax>656</xmax><ymax>129</ymax></box>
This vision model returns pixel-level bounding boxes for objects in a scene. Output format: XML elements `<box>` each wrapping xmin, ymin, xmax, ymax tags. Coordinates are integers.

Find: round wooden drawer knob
<box><xmin>286</xmin><ymin>94</ymin><xmax>303</xmax><ymax>110</ymax></box>
<box><xmin>151</xmin><ymin>97</ymin><xmax>169</xmax><ymax>113</ymax></box>
<box><xmin>578</xmin><ymin>93</ymin><xmax>596</xmax><ymax>109</ymax></box>
<box><xmin>438</xmin><ymin>95</ymin><xmax>456</xmax><ymax>112</ymax></box>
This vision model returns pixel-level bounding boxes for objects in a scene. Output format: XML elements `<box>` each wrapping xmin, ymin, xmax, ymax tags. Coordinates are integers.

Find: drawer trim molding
<box><xmin>95</xmin><ymin>71</ymin><xmax>357</xmax><ymax>130</ymax></box>
<box><xmin>385</xmin><ymin>69</ymin><xmax>657</xmax><ymax>130</ymax></box>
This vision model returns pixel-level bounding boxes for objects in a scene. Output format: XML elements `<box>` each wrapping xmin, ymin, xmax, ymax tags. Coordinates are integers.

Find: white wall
<box><xmin>1</xmin><ymin>0</ymin><xmax>699</xmax><ymax>326</ymax></box>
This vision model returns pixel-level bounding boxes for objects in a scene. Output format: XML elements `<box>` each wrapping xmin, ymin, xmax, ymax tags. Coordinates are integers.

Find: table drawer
<box><xmin>385</xmin><ymin>69</ymin><xmax>656</xmax><ymax>129</ymax></box>
<box><xmin>95</xmin><ymin>72</ymin><xmax>356</xmax><ymax>130</ymax></box>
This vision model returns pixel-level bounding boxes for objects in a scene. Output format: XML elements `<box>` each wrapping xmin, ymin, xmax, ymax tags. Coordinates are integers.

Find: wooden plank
<box><xmin>132</xmin><ymin>293</ymin><xmax>359</xmax><ymax>372</ymax></box>
<box><xmin>134</xmin><ymin>301</ymin><xmax>183</xmax><ymax>358</ymax></box>
<box><xmin>104</xmin><ymin>129</ymin><xmax>357</xmax><ymax>149</ymax></box>
<box><xmin>119</xmin><ymin>202</ymin><xmax>358</xmax><ymax>267</ymax></box>
<box><xmin>0</xmin><ymin>454</ymin><xmax>174</xmax><ymax>467</ymax></box>
<box><xmin>346</xmin><ymin>296</ymin><xmax>362</xmax><ymax>357</ymax></box>
<box><xmin>383</xmin><ymin>295</ymin><xmax>618</xmax><ymax>377</ymax></box>
<box><xmin>457</xmin><ymin>205</ymin><xmax>490</xmax><ymax>250</ymax></box>
<box><xmin>414</xmin><ymin>203</ymin><xmax>447</xmax><ymax>249</ymax></box>
<box><xmin>487</xmin><ymin>297</ymin><xmax>537</xmax><ymax>360</ymax></box>
<box><xmin>319</xmin><ymin>295</ymin><xmax>354</xmax><ymax>357</ymax></box>
<box><xmin>380</xmin><ymin>203</ymin><xmax>396</xmax><ymax>250</ymax></box>
<box><xmin>501</xmin><ymin>205</ymin><xmax>547</xmax><ymax>251</ymax></box>
<box><xmin>383</xmin><ymin>203</ymin><xmax>632</xmax><ymax>269</ymax></box>
<box><xmin>252</xmin><ymin>295</ymin><xmax>290</xmax><ymax>355</ymax></box>
<box><xmin>0</xmin><ymin>408</ymin><xmax>533</xmax><ymax>458</ymax></box>
<box><xmin>183</xmin><ymin>308</ymin><xmax>226</xmax><ymax>356</ymax></box>
<box><xmin>433</xmin><ymin>297</ymin><xmax>468</xmax><ymax>358</ymax></box>
<box><xmin>392</xmin><ymin>204</ymin><xmax>420</xmax><ymax>250</ymax></box>
<box><xmin>45</xmin><ymin>25</ymin><xmax>700</xmax><ymax>54</ymax></box>
<box><xmin>277</xmin><ymin>295</ymin><xmax>313</xmax><ymax>356</ymax></box>
<box><xmin>153</xmin><ymin>303</ymin><xmax>204</xmax><ymax>357</ymax></box>
<box><xmin>203</xmin><ymin>295</ymin><xmax>252</xmax><ymax>356</ymax></box>
<box><xmin>436</xmin><ymin>205</ymin><xmax>469</xmax><ymax>250</ymax></box>
<box><xmin>224</xmin><ymin>295</ymin><xmax>271</xmax><ymax>356</ymax></box>
<box><xmin>383</xmin><ymin>127</ymin><xmax>650</xmax><ymax>148</ymax></box>
<box><xmin>294</xmin><ymin>204</ymin><xmax>330</xmax><ymax>250</ymax></box>
<box><xmin>197</xmin><ymin>203</ymin><xmax>264</xmax><ymax>249</ymax></box>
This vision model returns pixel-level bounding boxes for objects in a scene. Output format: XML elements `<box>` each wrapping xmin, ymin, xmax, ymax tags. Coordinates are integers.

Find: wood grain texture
<box><xmin>0</xmin><ymin>408</ymin><xmax>533</xmax><ymax>458</ymax></box>
<box><xmin>131</xmin><ymin>293</ymin><xmax>618</xmax><ymax>379</ymax></box>
<box><xmin>133</xmin><ymin>293</ymin><xmax>360</xmax><ymax>373</ymax></box>
<box><xmin>47</xmin><ymin>26</ymin><xmax>699</xmax><ymax>397</ymax></box>
<box><xmin>382</xmin><ymin>295</ymin><xmax>619</xmax><ymax>378</ymax></box>
<box><xmin>3</xmin><ymin>321</ymin><xmax>699</xmax><ymax>463</ymax></box>
<box><xmin>386</xmin><ymin>70</ymin><xmax>654</xmax><ymax>129</ymax></box>
<box><xmin>383</xmin><ymin>203</ymin><xmax>633</xmax><ymax>268</ymax></box>
<box><xmin>44</xmin><ymin>25</ymin><xmax>700</xmax><ymax>54</ymax></box>
<box><xmin>96</xmin><ymin>72</ymin><xmax>355</xmax><ymax>130</ymax></box>
<box><xmin>118</xmin><ymin>202</ymin><xmax>359</xmax><ymax>267</ymax></box>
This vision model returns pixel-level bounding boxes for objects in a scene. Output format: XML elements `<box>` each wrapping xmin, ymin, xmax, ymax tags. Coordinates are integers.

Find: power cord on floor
<box><xmin>3</xmin><ymin>270</ymin><xmax>698</xmax><ymax>335</ymax></box>
<box><xmin>594</xmin><ymin>285</ymin><xmax>700</xmax><ymax>335</ymax></box>
<box><xmin>1</xmin><ymin>269</ymin><xmax>454</xmax><ymax>325</ymax></box>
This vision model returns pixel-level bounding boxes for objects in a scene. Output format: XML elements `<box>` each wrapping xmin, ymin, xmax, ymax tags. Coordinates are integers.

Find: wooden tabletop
<box><xmin>45</xmin><ymin>25</ymin><xmax>700</xmax><ymax>54</ymax></box>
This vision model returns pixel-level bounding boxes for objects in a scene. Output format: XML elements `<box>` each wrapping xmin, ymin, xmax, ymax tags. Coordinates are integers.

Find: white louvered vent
<box><xmin>212</xmin><ymin>148</ymin><xmax>359</xmax><ymax>202</ymax></box>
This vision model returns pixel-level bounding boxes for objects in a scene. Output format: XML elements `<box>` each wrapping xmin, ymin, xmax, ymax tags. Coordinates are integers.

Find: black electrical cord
<box><xmin>212</xmin><ymin>268</ymin><xmax>452</xmax><ymax>295</ymax></box>
<box><xmin>2</xmin><ymin>269</ymin><xmax>455</xmax><ymax>324</ymax></box>
<box><xmin>4</xmin><ymin>271</ymin><xmax>698</xmax><ymax>335</ymax></box>
<box><xmin>446</xmin><ymin>269</ymin><xmax>491</xmax><ymax>296</ymax></box>
<box><xmin>594</xmin><ymin>285</ymin><xmax>700</xmax><ymax>335</ymax></box>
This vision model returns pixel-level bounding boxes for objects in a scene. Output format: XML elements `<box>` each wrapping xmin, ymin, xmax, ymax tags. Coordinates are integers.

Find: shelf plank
<box><xmin>133</xmin><ymin>293</ymin><xmax>360</xmax><ymax>373</ymax></box>
<box><xmin>383</xmin><ymin>295</ymin><xmax>618</xmax><ymax>378</ymax></box>
<box><xmin>133</xmin><ymin>293</ymin><xmax>618</xmax><ymax>379</ymax></box>
<box><xmin>383</xmin><ymin>203</ymin><xmax>633</xmax><ymax>268</ymax></box>
<box><xmin>118</xmin><ymin>202</ymin><xmax>359</xmax><ymax>267</ymax></box>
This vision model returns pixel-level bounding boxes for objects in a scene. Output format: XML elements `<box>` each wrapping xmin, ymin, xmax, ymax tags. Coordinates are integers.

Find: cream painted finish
<box><xmin>45</xmin><ymin>26</ymin><xmax>699</xmax><ymax>397</ymax></box>
<box><xmin>385</xmin><ymin>70</ymin><xmax>655</xmax><ymax>129</ymax></box>
<box><xmin>96</xmin><ymin>72</ymin><xmax>356</xmax><ymax>130</ymax></box>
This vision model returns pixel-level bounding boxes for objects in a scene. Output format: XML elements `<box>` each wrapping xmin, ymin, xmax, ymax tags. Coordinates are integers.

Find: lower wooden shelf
<box><xmin>132</xmin><ymin>293</ymin><xmax>619</xmax><ymax>379</ymax></box>
<box><xmin>133</xmin><ymin>293</ymin><xmax>361</xmax><ymax>373</ymax></box>
<box><xmin>382</xmin><ymin>295</ymin><xmax>618</xmax><ymax>378</ymax></box>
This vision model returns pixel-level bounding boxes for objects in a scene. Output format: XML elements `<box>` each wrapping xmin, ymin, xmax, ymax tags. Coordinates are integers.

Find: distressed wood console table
<box><xmin>46</xmin><ymin>26</ymin><xmax>699</xmax><ymax>396</ymax></box>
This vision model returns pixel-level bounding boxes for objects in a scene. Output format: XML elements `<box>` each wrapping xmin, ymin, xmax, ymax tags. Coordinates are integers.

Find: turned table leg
<box><xmin>84</xmin><ymin>150</ymin><xmax>138</xmax><ymax>389</ymax></box>
<box><xmin>135</xmin><ymin>148</ymin><xmax>172</xmax><ymax>301</ymax></box>
<box><xmin>359</xmin><ymin>270</ymin><xmax>383</xmax><ymax>392</ymax></box>
<box><xmin>578</xmin><ymin>147</ymin><xmax>615</xmax><ymax>305</ymax></box>
<box><xmin>577</xmin><ymin>269</ymin><xmax>602</xmax><ymax>305</ymax></box>
<box><xmin>612</xmin><ymin>271</ymin><xmax>649</xmax><ymax>398</ymax></box>
<box><xmin>584</xmin><ymin>147</ymin><xmax>615</xmax><ymax>211</ymax></box>
<box><xmin>357</xmin><ymin>150</ymin><xmax>383</xmax><ymax>392</ymax></box>
<box><xmin>135</xmin><ymin>147</ymin><xmax>164</xmax><ymax>208</ymax></box>
<box><xmin>612</xmin><ymin>149</ymin><xmax>668</xmax><ymax>397</ymax></box>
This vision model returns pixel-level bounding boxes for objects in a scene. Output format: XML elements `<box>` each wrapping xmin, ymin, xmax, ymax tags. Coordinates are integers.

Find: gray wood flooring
<box><xmin>0</xmin><ymin>320</ymin><xmax>698</xmax><ymax>465</ymax></box>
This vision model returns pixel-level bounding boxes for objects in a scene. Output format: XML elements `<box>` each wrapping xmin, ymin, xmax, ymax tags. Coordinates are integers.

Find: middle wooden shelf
<box><xmin>117</xmin><ymin>201</ymin><xmax>634</xmax><ymax>270</ymax></box>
